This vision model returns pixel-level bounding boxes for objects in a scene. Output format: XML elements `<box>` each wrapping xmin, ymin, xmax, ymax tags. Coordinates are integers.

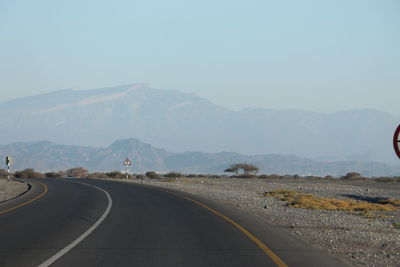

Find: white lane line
<box><xmin>38</xmin><ymin>181</ymin><xmax>113</xmax><ymax>267</ymax></box>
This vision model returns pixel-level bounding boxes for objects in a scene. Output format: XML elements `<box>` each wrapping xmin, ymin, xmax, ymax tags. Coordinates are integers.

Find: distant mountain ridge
<box><xmin>0</xmin><ymin>84</ymin><xmax>398</xmax><ymax>164</ymax></box>
<box><xmin>1</xmin><ymin>139</ymin><xmax>399</xmax><ymax>177</ymax></box>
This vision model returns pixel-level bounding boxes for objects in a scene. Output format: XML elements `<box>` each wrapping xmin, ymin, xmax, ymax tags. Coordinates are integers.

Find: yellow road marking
<box><xmin>0</xmin><ymin>181</ymin><xmax>48</xmax><ymax>215</ymax></box>
<box><xmin>161</xmin><ymin>189</ymin><xmax>289</xmax><ymax>267</ymax></box>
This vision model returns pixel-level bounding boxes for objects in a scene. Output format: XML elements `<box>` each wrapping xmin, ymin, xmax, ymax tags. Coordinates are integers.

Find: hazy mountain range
<box><xmin>0</xmin><ymin>83</ymin><xmax>399</xmax><ymax>166</ymax></box>
<box><xmin>1</xmin><ymin>139</ymin><xmax>399</xmax><ymax>176</ymax></box>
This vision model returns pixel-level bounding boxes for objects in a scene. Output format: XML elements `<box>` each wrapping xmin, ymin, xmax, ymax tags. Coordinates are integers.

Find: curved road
<box><xmin>0</xmin><ymin>179</ymin><xmax>348</xmax><ymax>267</ymax></box>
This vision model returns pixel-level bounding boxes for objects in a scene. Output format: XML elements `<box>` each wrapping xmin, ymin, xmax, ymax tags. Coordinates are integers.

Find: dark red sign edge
<box><xmin>393</xmin><ymin>125</ymin><xmax>400</xmax><ymax>159</ymax></box>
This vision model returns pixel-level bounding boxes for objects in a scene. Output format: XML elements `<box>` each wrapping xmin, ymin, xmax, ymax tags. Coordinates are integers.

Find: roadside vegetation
<box><xmin>1</xmin><ymin>164</ymin><xmax>399</xmax><ymax>182</ymax></box>
<box><xmin>264</xmin><ymin>189</ymin><xmax>399</xmax><ymax>220</ymax></box>
<box><xmin>224</xmin><ymin>163</ymin><xmax>259</xmax><ymax>178</ymax></box>
<box><xmin>0</xmin><ymin>169</ymin><xmax>8</xmax><ymax>178</ymax></box>
<box><xmin>264</xmin><ymin>190</ymin><xmax>398</xmax><ymax>211</ymax></box>
<box><xmin>14</xmin><ymin>168</ymin><xmax>43</xmax><ymax>178</ymax></box>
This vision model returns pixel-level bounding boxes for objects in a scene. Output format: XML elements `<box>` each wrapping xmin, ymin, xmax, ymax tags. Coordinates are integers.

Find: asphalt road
<box><xmin>0</xmin><ymin>178</ymin><xmax>348</xmax><ymax>267</ymax></box>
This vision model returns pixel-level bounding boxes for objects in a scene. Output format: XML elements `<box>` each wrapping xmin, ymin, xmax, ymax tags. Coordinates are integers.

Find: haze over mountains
<box><xmin>0</xmin><ymin>84</ymin><xmax>398</xmax><ymax>169</ymax></box>
<box><xmin>1</xmin><ymin>139</ymin><xmax>399</xmax><ymax>176</ymax></box>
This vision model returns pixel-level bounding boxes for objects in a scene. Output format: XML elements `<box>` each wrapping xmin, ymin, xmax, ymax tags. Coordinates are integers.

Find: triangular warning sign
<box><xmin>123</xmin><ymin>158</ymin><xmax>132</xmax><ymax>166</ymax></box>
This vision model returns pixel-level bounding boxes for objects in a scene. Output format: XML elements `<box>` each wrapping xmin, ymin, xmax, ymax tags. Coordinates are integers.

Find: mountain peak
<box><xmin>0</xmin><ymin>84</ymin><xmax>397</xmax><ymax>165</ymax></box>
<box><xmin>109</xmin><ymin>138</ymin><xmax>146</xmax><ymax>148</ymax></box>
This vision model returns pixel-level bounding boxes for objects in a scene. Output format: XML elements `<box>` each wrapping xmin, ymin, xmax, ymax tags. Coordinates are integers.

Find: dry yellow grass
<box><xmin>378</xmin><ymin>198</ymin><xmax>400</xmax><ymax>207</ymax></box>
<box><xmin>264</xmin><ymin>190</ymin><xmax>397</xmax><ymax>212</ymax></box>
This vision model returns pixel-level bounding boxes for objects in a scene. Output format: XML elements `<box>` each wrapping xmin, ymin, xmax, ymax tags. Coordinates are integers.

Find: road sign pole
<box><xmin>123</xmin><ymin>158</ymin><xmax>132</xmax><ymax>179</ymax></box>
<box><xmin>7</xmin><ymin>165</ymin><xmax>10</xmax><ymax>182</ymax></box>
<box><xmin>5</xmin><ymin>156</ymin><xmax>11</xmax><ymax>182</ymax></box>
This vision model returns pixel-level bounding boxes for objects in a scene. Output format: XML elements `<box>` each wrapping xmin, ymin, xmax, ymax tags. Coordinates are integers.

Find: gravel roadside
<box><xmin>0</xmin><ymin>179</ymin><xmax>29</xmax><ymax>203</ymax></box>
<box><xmin>125</xmin><ymin>177</ymin><xmax>400</xmax><ymax>267</ymax></box>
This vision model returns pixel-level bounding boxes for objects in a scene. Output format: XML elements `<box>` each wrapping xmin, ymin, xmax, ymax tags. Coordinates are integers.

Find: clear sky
<box><xmin>0</xmin><ymin>0</ymin><xmax>399</xmax><ymax>115</ymax></box>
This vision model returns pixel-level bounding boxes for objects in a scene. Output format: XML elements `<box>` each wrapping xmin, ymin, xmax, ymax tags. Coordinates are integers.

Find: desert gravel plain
<box><xmin>127</xmin><ymin>177</ymin><xmax>400</xmax><ymax>267</ymax></box>
<box><xmin>0</xmin><ymin>179</ymin><xmax>28</xmax><ymax>203</ymax></box>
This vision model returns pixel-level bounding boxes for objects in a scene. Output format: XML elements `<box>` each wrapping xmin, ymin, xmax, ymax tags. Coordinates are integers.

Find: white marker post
<box><xmin>123</xmin><ymin>158</ymin><xmax>132</xmax><ymax>179</ymax></box>
<box><xmin>5</xmin><ymin>156</ymin><xmax>11</xmax><ymax>182</ymax></box>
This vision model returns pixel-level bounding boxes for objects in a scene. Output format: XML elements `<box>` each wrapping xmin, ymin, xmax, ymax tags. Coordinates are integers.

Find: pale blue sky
<box><xmin>0</xmin><ymin>0</ymin><xmax>399</xmax><ymax>115</ymax></box>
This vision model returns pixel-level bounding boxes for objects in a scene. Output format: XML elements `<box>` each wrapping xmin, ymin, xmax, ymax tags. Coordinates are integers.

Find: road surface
<box><xmin>0</xmin><ymin>178</ymin><xmax>348</xmax><ymax>266</ymax></box>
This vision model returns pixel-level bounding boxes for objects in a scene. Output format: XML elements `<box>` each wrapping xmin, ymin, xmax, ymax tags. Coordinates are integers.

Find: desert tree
<box><xmin>224</xmin><ymin>164</ymin><xmax>240</xmax><ymax>175</ymax></box>
<box><xmin>224</xmin><ymin>163</ymin><xmax>259</xmax><ymax>175</ymax></box>
<box><xmin>240</xmin><ymin>163</ymin><xmax>259</xmax><ymax>174</ymax></box>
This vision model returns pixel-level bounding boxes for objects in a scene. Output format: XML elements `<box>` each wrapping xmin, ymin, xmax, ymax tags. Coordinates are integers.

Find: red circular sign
<box><xmin>394</xmin><ymin>125</ymin><xmax>400</xmax><ymax>159</ymax></box>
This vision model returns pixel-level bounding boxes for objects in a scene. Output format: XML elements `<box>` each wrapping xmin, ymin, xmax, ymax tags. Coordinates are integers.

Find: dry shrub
<box><xmin>374</xmin><ymin>177</ymin><xmax>400</xmax><ymax>182</ymax></box>
<box><xmin>45</xmin><ymin>172</ymin><xmax>62</xmax><ymax>178</ymax></box>
<box><xmin>264</xmin><ymin>190</ymin><xmax>397</xmax><ymax>212</ymax></box>
<box><xmin>87</xmin><ymin>172</ymin><xmax>108</xmax><ymax>179</ymax></box>
<box><xmin>106</xmin><ymin>171</ymin><xmax>126</xmax><ymax>179</ymax></box>
<box><xmin>379</xmin><ymin>198</ymin><xmax>400</xmax><ymax>207</ymax></box>
<box><xmin>164</xmin><ymin>172</ymin><xmax>184</xmax><ymax>178</ymax></box>
<box><xmin>340</xmin><ymin>172</ymin><xmax>367</xmax><ymax>181</ymax></box>
<box><xmin>135</xmin><ymin>174</ymin><xmax>146</xmax><ymax>180</ymax></box>
<box><xmin>0</xmin><ymin>169</ymin><xmax>8</xmax><ymax>178</ymax></box>
<box><xmin>145</xmin><ymin>171</ymin><xmax>159</xmax><ymax>179</ymax></box>
<box><xmin>235</xmin><ymin>174</ymin><xmax>257</xmax><ymax>179</ymax></box>
<box><xmin>14</xmin><ymin>168</ymin><xmax>43</xmax><ymax>178</ymax></box>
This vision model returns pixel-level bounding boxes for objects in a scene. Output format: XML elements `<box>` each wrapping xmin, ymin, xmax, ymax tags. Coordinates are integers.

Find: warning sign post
<box><xmin>123</xmin><ymin>158</ymin><xmax>132</xmax><ymax>179</ymax></box>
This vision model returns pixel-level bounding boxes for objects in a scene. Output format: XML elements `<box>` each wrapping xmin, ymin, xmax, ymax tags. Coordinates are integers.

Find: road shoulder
<box><xmin>0</xmin><ymin>179</ymin><xmax>47</xmax><ymax>215</ymax></box>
